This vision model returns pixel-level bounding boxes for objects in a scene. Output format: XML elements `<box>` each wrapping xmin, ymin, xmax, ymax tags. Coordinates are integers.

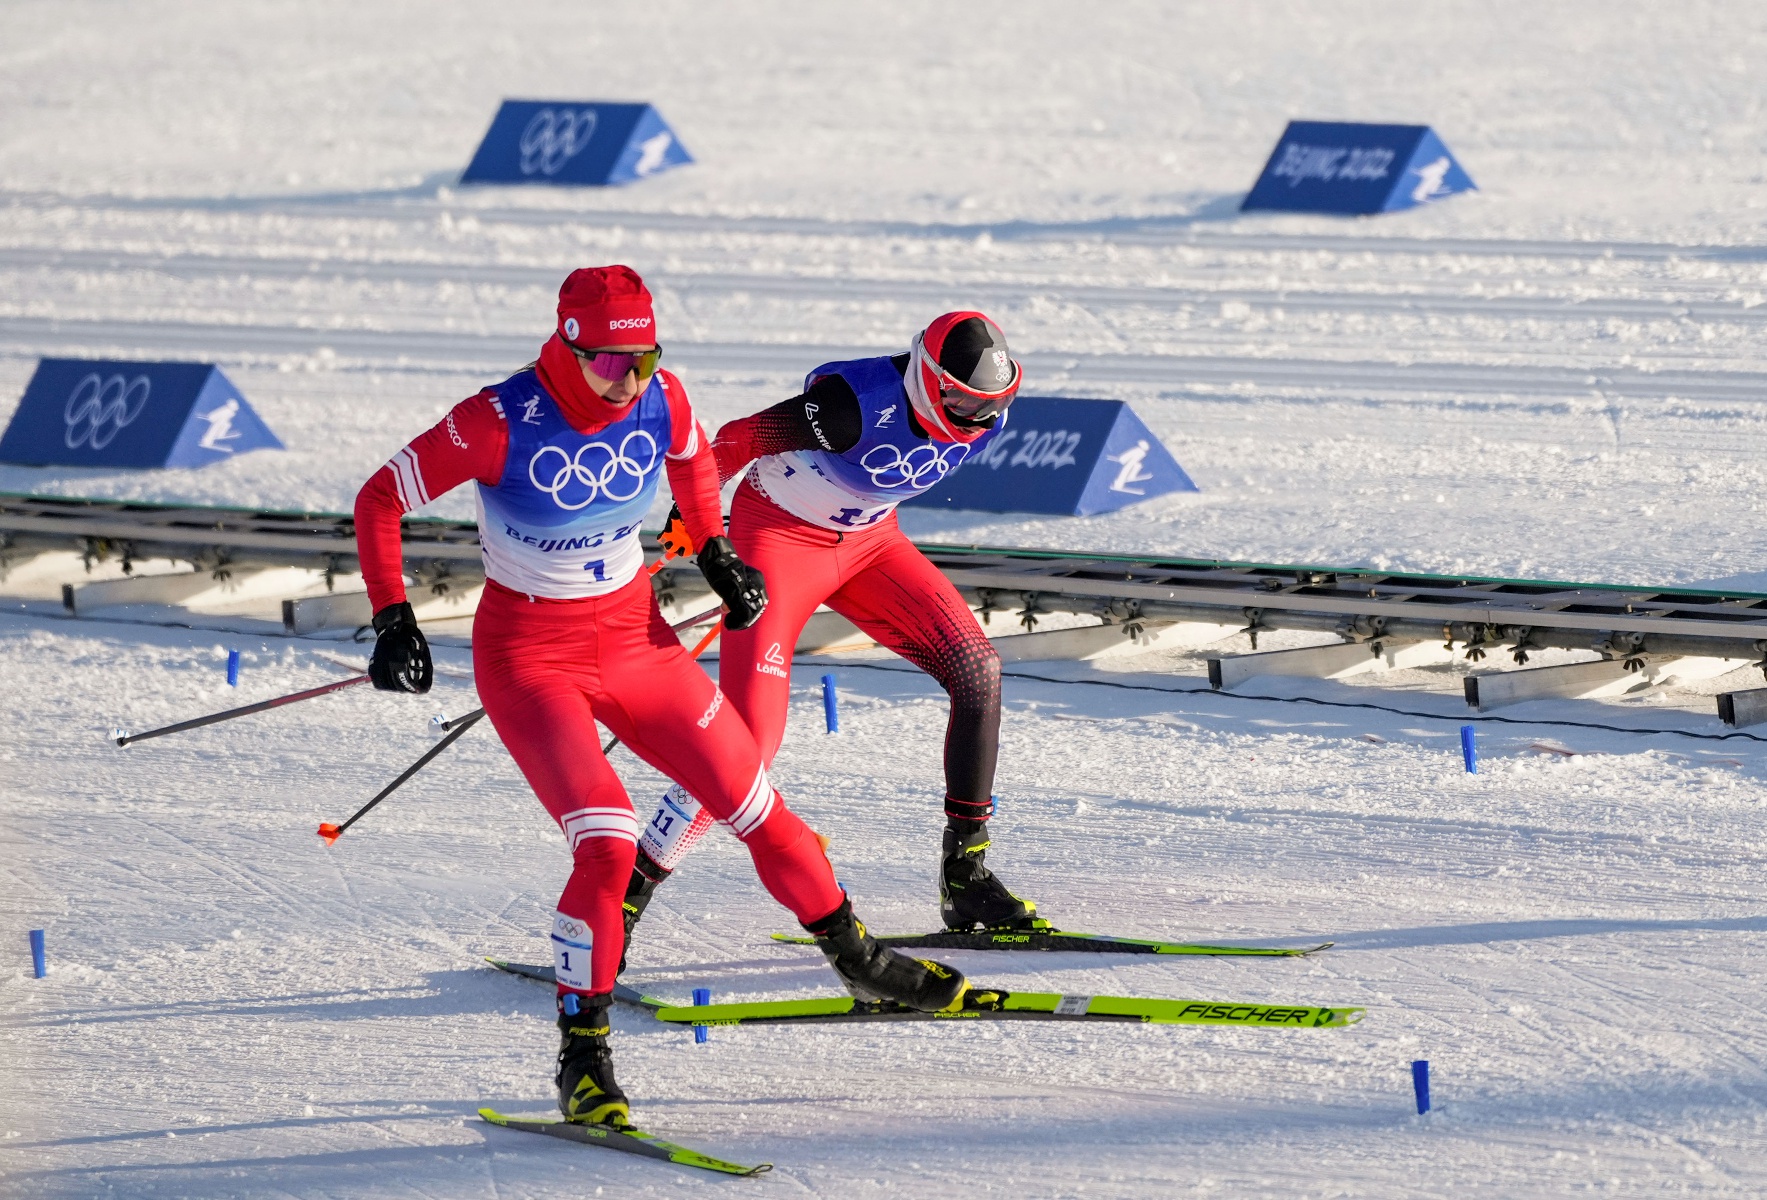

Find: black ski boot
<box><xmin>806</xmin><ymin>897</ymin><xmax>966</xmax><ymax>1011</ymax></box>
<box><xmin>555</xmin><ymin>992</ymin><xmax>630</xmax><ymax>1127</ymax></box>
<box><xmin>940</xmin><ymin>820</ymin><xmax>1037</xmax><ymax>930</ymax></box>
<box><xmin>618</xmin><ymin>847</ymin><xmax>671</xmax><ymax>975</ymax></box>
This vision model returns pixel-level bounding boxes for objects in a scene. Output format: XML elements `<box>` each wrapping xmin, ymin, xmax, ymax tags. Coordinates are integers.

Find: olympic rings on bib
<box><xmin>859</xmin><ymin>441</ymin><xmax>969</xmax><ymax>491</ymax></box>
<box><xmin>519</xmin><ymin>108</ymin><xmax>599</xmax><ymax>177</ymax></box>
<box><xmin>528</xmin><ymin>430</ymin><xmax>659</xmax><ymax>510</ymax></box>
<box><xmin>63</xmin><ymin>372</ymin><xmax>151</xmax><ymax>452</ymax></box>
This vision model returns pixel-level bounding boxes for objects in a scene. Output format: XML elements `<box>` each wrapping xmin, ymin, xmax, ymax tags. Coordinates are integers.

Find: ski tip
<box><xmin>1304</xmin><ymin>942</ymin><xmax>1335</xmax><ymax>955</ymax></box>
<box><xmin>477</xmin><ymin>1107</ymin><xmax>509</xmax><ymax>1125</ymax></box>
<box><xmin>316</xmin><ymin>822</ymin><xmax>342</xmax><ymax>845</ymax></box>
<box><xmin>768</xmin><ymin>933</ymin><xmax>815</xmax><ymax>944</ymax></box>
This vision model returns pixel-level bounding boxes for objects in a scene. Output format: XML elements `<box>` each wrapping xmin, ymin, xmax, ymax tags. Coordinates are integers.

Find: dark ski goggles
<box><xmin>570</xmin><ymin>343</ymin><xmax>663</xmax><ymax>383</ymax></box>
<box><xmin>920</xmin><ymin>345</ymin><xmax>1023</xmax><ymax>422</ymax></box>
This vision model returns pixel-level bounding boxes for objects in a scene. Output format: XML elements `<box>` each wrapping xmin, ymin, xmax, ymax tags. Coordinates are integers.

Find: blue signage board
<box><xmin>906</xmin><ymin>396</ymin><xmax>1196</xmax><ymax>516</ymax></box>
<box><xmin>0</xmin><ymin>358</ymin><xmax>282</xmax><ymax>469</ymax></box>
<box><xmin>460</xmin><ymin>100</ymin><xmax>693</xmax><ymax>187</ymax></box>
<box><xmin>1241</xmin><ymin>121</ymin><xmax>1475</xmax><ymax>215</ymax></box>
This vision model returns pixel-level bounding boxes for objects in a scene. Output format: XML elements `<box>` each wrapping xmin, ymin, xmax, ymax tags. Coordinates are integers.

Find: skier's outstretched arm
<box><xmin>710</xmin><ymin>374</ymin><xmax>865</xmax><ymax>485</ymax></box>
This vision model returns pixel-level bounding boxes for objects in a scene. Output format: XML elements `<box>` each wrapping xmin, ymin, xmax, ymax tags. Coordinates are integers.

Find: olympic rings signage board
<box><xmin>1241</xmin><ymin>121</ymin><xmax>1475</xmax><ymax>215</ymax></box>
<box><xmin>0</xmin><ymin>358</ymin><xmax>283</xmax><ymax>470</ymax></box>
<box><xmin>459</xmin><ymin>100</ymin><xmax>693</xmax><ymax>188</ymax></box>
<box><xmin>904</xmin><ymin>396</ymin><xmax>1196</xmax><ymax>517</ymax></box>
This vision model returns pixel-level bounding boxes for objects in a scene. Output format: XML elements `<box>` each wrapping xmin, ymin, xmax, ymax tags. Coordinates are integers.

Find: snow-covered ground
<box><xmin>6</xmin><ymin>2</ymin><xmax>1767</xmax><ymax>1195</ymax></box>
<box><xmin>9</xmin><ymin>623</ymin><xmax>1767</xmax><ymax>1197</ymax></box>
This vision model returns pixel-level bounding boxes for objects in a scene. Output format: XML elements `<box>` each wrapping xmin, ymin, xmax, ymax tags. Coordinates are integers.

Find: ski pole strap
<box><xmin>117</xmin><ymin>674</ymin><xmax>372</xmax><ymax>746</ymax></box>
<box><xmin>656</xmin><ymin>505</ymin><xmax>696</xmax><ymax>562</ymax></box>
<box><xmin>647</xmin><ymin>509</ymin><xmax>699</xmax><ymax>577</ymax></box>
<box><xmin>319</xmin><ymin>708</ymin><xmax>488</xmax><ymax>844</ymax></box>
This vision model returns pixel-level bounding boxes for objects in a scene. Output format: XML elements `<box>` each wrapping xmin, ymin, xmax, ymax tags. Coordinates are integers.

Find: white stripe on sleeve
<box><xmin>387</xmin><ymin>447</ymin><xmax>430</xmax><ymax>512</ymax></box>
<box><xmin>666</xmin><ymin>418</ymin><xmax>704</xmax><ymax>461</ymax></box>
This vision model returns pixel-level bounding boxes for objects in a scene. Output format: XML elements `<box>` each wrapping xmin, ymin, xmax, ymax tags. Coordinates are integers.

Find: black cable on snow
<box><xmin>809</xmin><ymin>659</ymin><xmax>1767</xmax><ymax>746</ymax></box>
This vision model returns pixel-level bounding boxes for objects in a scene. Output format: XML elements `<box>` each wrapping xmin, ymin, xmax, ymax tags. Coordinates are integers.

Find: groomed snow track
<box><xmin>10</xmin><ymin>191</ymin><xmax>1767</xmax><ymax>406</ymax></box>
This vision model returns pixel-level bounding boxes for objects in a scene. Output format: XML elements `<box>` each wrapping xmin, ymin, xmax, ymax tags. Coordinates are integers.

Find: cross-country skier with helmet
<box><xmin>624</xmin><ymin>312</ymin><xmax>1035</xmax><ymax>959</ymax></box>
<box><xmin>351</xmin><ymin>266</ymin><xmax>965</xmax><ymax>1130</ymax></box>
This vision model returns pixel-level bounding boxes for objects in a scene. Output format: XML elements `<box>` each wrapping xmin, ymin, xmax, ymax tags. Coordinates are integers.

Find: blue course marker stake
<box><xmin>1412</xmin><ymin>1059</ymin><xmax>1431</xmax><ymax>1114</ymax></box>
<box><xmin>29</xmin><ymin>929</ymin><xmax>45</xmax><ymax>979</ymax></box>
<box><xmin>693</xmin><ymin>987</ymin><xmax>711</xmax><ymax>1044</ymax></box>
<box><xmin>226</xmin><ymin>649</ymin><xmax>241</xmax><ymax>688</ymax></box>
<box><xmin>821</xmin><ymin>674</ymin><xmax>839</xmax><ymax>734</ymax></box>
<box><xmin>1459</xmin><ymin>725</ymin><xmax>1477</xmax><ymax>773</ymax></box>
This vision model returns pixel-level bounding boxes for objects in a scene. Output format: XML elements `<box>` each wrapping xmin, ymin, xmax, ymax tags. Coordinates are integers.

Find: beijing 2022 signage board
<box><xmin>1241</xmin><ymin>121</ymin><xmax>1475</xmax><ymax>215</ymax></box>
<box><xmin>905</xmin><ymin>396</ymin><xmax>1196</xmax><ymax>517</ymax></box>
<box><xmin>460</xmin><ymin>100</ymin><xmax>693</xmax><ymax>187</ymax></box>
<box><xmin>0</xmin><ymin>358</ymin><xmax>282</xmax><ymax>469</ymax></box>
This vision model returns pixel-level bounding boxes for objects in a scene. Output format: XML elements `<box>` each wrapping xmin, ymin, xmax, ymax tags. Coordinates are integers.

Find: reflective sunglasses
<box><xmin>570</xmin><ymin>343</ymin><xmax>663</xmax><ymax>383</ymax></box>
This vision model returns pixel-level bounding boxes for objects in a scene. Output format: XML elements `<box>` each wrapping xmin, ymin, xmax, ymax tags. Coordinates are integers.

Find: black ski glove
<box><xmin>697</xmin><ymin>536</ymin><xmax>767</xmax><ymax>631</ymax></box>
<box><xmin>368</xmin><ymin>601</ymin><xmax>433</xmax><ymax>694</ymax></box>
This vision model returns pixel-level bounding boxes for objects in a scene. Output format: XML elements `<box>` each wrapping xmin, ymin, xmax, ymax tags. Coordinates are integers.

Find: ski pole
<box><xmin>115</xmin><ymin>674</ymin><xmax>371</xmax><ymax>747</ymax></box>
<box><xmin>119</xmin><ymin>537</ymin><xmax>698</xmax><ymax>752</ymax></box>
<box><xmin>318</xmin><ymin>603</ymin><xmax>725</xmax><ymax>844</ymax></box>
<box><xmin>318</xmin><ymin>709</ymin><xmax>487</xmax><ymax>844</ymax></box>
<box><xmin>684</xmin><ymin>616</ymin><xmax>724</xmax><ymax>659</ymax></box>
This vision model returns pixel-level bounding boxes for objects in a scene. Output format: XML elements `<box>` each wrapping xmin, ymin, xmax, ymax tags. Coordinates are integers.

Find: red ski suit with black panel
<box><xmin>353</xmin><ymin>336</ymin><xmax>843</xmax><ymax>996</ymax></box>
<box><xmin>713</xmin><ymin>356</ymin><xmax>1002</xmax><ymax>819</ymax></box>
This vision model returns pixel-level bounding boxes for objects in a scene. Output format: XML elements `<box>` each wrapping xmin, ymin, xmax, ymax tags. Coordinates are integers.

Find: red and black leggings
<box><xmin>719</xmin><ymin>482</ymin><xmax>1002</xmax><ymax>822</ymax></box>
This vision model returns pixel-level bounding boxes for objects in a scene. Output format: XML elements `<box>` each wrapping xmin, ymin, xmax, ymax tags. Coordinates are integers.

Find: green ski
<box><xmin>478</xmin><ymin>1108</ymin><xmax>770</xmax><ymax>1176</ymax></box>
<box><xmin>653</xmin><ymin>987</ymin><xmax>1363</xmax><ymax>1029</ymax></box>
<box><xmin>768</xmin><ymin>925</ymin><xmax>1331</xmax><ymax>956</ymax></box>
<box><xmin>484</xmin><ymin>957</ymin><xmax>1363</xmax><ymax>1029</ymax></box>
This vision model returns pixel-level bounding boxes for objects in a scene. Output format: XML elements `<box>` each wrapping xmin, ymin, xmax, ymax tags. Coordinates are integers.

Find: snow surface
<box><xmin>7</xmin><ymin>2</ymin><xmax>1767</xmax><ymax>1195</ymax></box>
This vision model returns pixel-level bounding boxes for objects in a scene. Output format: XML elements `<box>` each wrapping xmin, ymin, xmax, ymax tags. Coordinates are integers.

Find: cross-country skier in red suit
<box><xmin>622</xmin><ymin>313</ymin><xmax>1036</xmax><ymax>955</ymax></box>
<box><xmin>352</xmin><ymin>266</ymin><xmax>965</xmax><ymax>1129</ymax></box>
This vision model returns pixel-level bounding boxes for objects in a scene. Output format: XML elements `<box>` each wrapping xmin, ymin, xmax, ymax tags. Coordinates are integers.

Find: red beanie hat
<box><xmin>556</xmin><ymin>265</ymin><xmax>656</xmax><ymax>348</ymax></box>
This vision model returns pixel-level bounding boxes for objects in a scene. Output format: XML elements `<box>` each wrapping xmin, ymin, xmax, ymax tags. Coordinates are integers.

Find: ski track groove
<box><xmin>119</xmin><ymin>812</ymin><xmax>308</xmax><ymax>925</ymax></box>
<box><xmin>7</xmin><ymin>244</ymin><xmax>1767</xmax><ymax>326</ymax></box>
<box><xmin>1096</xmin><ymin>796</ymin><xmax>1759</xmax><ymax>865</ymax></box>
<box><xmin>8</xmin><ymin>314</ymin><xmax>1767</xmax><ymax>404</ymax></box>
<box><xmin>7</xmin><ymin>188</ymin><xmax>1767</xmax><ymax>264</ymax></box>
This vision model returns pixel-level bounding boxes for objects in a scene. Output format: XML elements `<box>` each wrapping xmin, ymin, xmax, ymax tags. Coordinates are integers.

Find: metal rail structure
<box><xmin>6</xmin><ymin>491</ymin><xmax>1767</xmax><ymax>721</ymax></box>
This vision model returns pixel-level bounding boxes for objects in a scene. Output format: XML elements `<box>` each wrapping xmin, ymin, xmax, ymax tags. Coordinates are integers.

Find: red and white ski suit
<box><xmin>353</xmin><ymin>337</ymin><xmax>844</xmax><ymax>996</ymax></box>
